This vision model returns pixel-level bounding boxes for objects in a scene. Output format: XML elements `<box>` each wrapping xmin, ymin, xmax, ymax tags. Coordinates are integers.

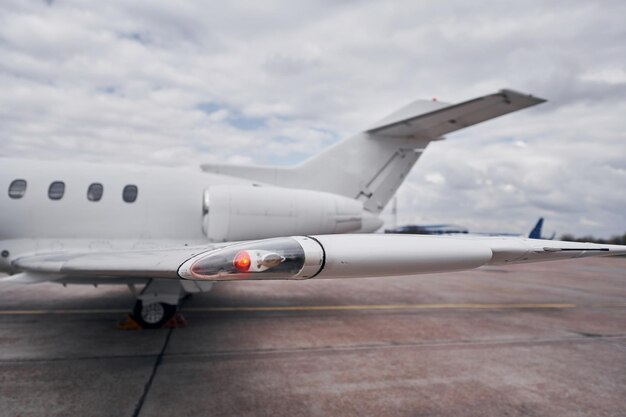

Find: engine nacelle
<box><xmin>202</xmin><ymin>185</ymin><xmax>364</xmax><ymax>242</ymax></box>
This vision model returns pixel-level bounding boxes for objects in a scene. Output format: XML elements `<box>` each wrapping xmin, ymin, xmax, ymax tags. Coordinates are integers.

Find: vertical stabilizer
<box><xmin>201</xmin><ymin>90</ymin><xmax>546</xmax><ymax>214</ymax></box>
<box><xmin>529</xmin><ymin>218</ymin><xmax>545</xmax><ymax>239</ymax></box>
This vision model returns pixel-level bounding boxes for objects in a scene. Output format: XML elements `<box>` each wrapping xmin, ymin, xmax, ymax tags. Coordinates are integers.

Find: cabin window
<box><xmin>87</xmin><ymin>183</ymin><xmax>104</xmax><ymax>202</ymax></box>
<box><xmin>8</xmin><ymin>179</ymin><xmax>27</xmax><ymax>199</ymax></box>
<box><xmin>122</xmin><ymin>184</ymin><xmax>138</xmax><ymax>203</ymax></box>
<box><xmin>48</xmin><ymin>181</ymin><xmax>65</xmax><ymax>200</ymax></box>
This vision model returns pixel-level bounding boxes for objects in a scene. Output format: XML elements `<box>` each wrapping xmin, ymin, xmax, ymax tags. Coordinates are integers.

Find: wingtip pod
<box><xmin>312</xmin><ymin>234</ymin><xmax>493</xmax><ymax>278</ymax></box>
<box><xmin>178</xmin><ymin>235</ymin><xmax>494</xmax><ymax>281</ymax></box>
<box><xmin>177</xmin><ymin>235</ymin><xmax>626</xmax><ymax>282</ymax></box>
<box><xmin>177</xmin><ymin>237</ymin><xmax>325</xmax><ymax>281</ymax></box>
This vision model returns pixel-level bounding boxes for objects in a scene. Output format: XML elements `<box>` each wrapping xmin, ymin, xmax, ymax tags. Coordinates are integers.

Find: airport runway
<box><xmin>1</xmin><ymin>257</ymin><xmax>625</xmax><ymax>417</ymax></box>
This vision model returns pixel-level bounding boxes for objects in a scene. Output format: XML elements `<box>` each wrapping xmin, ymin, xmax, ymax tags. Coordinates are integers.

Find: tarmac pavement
<box><xmin>0</xmin><ymin>256</ymin><xmax>625</xmax><ymax>417</ymax></box>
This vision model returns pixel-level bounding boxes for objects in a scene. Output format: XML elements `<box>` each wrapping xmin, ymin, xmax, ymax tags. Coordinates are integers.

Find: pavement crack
<box><xmin>567</xmin><ymin>329</ymin><xmax>626</xmax><ymax>339</ymax></box>
<box><xmin>131</xmin><ymin>327</ymin><xmax>174</xmax><ymax>417</ymax></box>
<box><xmin>577</xmin><ymin>331</ymin><xmax>602</xmax><ymax>338</ymax></box>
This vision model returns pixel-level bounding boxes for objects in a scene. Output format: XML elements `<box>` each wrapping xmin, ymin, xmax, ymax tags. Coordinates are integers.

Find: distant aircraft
<box><xmin>385</xmin><ymin>224</ymin><xmax>469</xmax><ymax>235</ymax></box>
<box><xmin>1</xmin><ymin>90</ymin><xmax>624</xmax><ymax>328</ymax></box>
<box><xmin>528</xmin><ymin>217</ymin><xmax>556</xmax><ymax>240</ymax></box>
<box><xmin>386</xmin><ymin>218</ymin><xmax>553</xmax><ymax>238</ymax></box>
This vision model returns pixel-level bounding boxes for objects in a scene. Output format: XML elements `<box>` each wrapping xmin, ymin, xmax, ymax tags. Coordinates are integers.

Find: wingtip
<box><xmin>499</xmin><ymin>88</ymin><xmax>548</xmax><ymax>104</ymax></box>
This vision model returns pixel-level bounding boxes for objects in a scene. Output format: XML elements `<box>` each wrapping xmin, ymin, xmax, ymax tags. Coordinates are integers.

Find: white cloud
<box><xmin>0</xmin><ymin>0</ymin><xmax>624</xmax><ymax>238</ymax></box>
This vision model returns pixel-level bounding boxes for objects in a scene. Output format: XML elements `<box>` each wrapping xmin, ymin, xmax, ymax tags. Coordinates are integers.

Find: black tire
<box><xmin>132</xmin><ymin>300</ymin><xmax>177</xmax><ymax>329</ymax></box>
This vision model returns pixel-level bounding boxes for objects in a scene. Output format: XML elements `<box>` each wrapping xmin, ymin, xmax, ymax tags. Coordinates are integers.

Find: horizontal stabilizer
<box><xmin>366</xmin><ymin>89</ymin><xmax>546</xmax><ymax>139</ymax></box>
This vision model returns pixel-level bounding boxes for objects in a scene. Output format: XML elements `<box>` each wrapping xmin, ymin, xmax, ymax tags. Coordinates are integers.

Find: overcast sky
<box><xmin>1</xmin><ymin>0</ymin><xmax>625</xmax><ymax>238</ymax></box>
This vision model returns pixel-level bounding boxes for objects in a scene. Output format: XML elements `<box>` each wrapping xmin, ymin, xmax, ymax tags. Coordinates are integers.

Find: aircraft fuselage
<box><xmin>0</xmin><ymin>158</ymin><xmax>256</xmax><ymax>240</ymax></box>
<box><xmin>0</xmin><ymin>158</ymin><xmax>252</xmax><ymax>273</ymax></box>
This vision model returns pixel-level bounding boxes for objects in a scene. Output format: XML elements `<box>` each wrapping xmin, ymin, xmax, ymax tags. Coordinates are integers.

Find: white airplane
<box><xmin>1</xmin><ymin>89</ymin><xmax>624</xmax><ymax>328</ymax></box>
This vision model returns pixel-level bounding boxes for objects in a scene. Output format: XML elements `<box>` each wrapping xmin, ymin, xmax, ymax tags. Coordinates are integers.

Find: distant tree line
<box><xmin>560</xmin><ymin>232</ymin><xmax>626</xmax><ymax>245</ymax></box>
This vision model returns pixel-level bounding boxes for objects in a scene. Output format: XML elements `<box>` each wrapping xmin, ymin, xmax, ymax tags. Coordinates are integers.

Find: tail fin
<box><xmin>528</xmin><ymin>218</ymin><xmax>544</xmax><ymax>239</ymax></box>
<box><xmin>202</xmin><ymin>89</ymin><xmax>546</xmax><ymax>213</ymax></box>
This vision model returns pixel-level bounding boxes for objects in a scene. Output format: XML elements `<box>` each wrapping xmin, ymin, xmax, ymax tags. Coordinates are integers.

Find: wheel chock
<box><xmin>116</xmin><ymin>314</ymin><xmax>143</xmax><ymax>330</ymax></box>
<box><xmin>163</xmin><ymin>312</ymin><xmax>187</xmax><ymax>328</ymax></box>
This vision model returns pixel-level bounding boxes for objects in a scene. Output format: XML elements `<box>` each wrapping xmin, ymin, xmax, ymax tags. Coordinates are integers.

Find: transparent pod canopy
<box><xmin>178</xmin><ymin>237</ymin><xmax>313</xmax><ymax>281</ymax></box>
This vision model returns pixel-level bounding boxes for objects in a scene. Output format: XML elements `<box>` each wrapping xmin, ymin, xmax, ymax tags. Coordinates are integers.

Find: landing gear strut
<box><xmin>120</xmin><ymin>279</ymin><xmax>214</xmax><ymax>329</ymax></box>
<box><xmin>132</xmin><ymin>300</ymin><xmax>177</xmax><ymax>329</ymax></box>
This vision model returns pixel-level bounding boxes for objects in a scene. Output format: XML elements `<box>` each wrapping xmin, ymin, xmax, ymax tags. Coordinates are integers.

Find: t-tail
<box><xmin>202</xmin><ymin>89</ymin><xmax>546</xmax><ymax>216</ymax></box>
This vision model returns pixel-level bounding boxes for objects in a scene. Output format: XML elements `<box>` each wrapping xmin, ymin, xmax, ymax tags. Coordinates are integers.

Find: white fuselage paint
<box><xmin>0</xmin><ymin>158</ymin><xmax>255</xmax><ymax>240</ymax></box>
<box><xmin>0</xmin><ymin>158</ymin><xmax>253</xmax><ymax>272</ymax></box>
<box><xmin>0</xmin><ymin>158</ymin><xmax>381</xmax><ymax>275</ymax></box>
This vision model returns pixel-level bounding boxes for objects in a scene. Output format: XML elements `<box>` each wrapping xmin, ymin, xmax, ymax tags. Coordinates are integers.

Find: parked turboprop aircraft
<box><xmin>1</xmin><ymin>89</ymin><xmax>624</xmax><ymax>328</ymax></box>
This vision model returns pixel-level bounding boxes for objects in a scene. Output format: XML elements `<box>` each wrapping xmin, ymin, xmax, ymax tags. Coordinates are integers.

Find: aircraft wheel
<box><xmin>132</xmin><ymin>300</ymin><xmax>177</xmax><ymax>329</ymax></box>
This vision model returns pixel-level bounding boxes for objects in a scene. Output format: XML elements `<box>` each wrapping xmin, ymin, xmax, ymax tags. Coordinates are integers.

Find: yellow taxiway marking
<box><xmin>592</xmin><ymin>302</ymin><xmax>626</xmax><ymax>308</ymax></box>
<box><xmin>184</xmin><ymin>303</ymin><xmax>577</xmax><ymax>312</ymax></box>
<box><xmin>0</xmin><ymin>308</ymin><xmax>128</xmax><ymax>315</ymax></box>
<box><xmin>1</xmin><ymin>303</ymin><xmax>626</xmax><ymax>315</ymax></box>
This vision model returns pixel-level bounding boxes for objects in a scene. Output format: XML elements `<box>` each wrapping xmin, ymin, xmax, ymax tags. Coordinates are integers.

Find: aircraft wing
<box><xmin>7</xmin><ymin>246</ymin><xmax>214</xmax><ymax>281</ymax></box>
<box><xmin>366</xmin><ymin>89</ymin><xmax>546</xmax><ymax>139</ymax></box>
<box><xmin>7</xmin><ymin>235</ymin><xmax>626</xmax><ymax>283</ymax></box>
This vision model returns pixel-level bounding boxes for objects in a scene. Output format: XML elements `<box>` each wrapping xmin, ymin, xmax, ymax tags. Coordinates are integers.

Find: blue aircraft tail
<box><xmin>529</xmin><ymin>218</ymin><xmax>544</xmax><ymax>239</ymax></box>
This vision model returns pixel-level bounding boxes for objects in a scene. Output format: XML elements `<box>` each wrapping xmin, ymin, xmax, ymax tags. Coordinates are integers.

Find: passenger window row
<box><xmin>8</xmin><ymin>179</ymin><xmax>138</xmax><ymax>202</ymax></box>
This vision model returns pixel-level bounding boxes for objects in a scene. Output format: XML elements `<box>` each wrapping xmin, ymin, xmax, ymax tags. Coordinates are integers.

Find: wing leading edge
<box><xmin>8</xmin><ymin>235</ymin><xmax>626</xmax><ymax>283</ymax></box>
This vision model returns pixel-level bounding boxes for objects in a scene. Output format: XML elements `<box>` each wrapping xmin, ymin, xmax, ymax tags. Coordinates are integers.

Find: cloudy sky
<box><xmin>1</xmin><ymin>0</ymin><xmax>625</xmax><ymax>238</ymax></box>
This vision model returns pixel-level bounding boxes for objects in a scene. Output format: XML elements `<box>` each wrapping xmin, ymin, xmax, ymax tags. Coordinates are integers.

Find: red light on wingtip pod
<box><xmin>233</xmin><ymin>250</ymin><xmax>251</xmax><ymax>272</ymax></box>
